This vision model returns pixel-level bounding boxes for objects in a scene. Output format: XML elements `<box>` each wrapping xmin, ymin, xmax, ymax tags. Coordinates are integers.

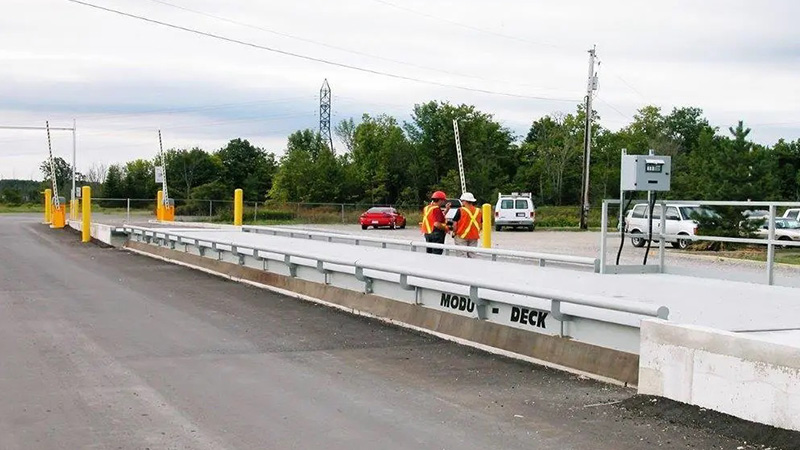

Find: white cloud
<box><xmin>1</xmin><ymin>0</ymin><xmax>798</xmax><ymax>179</ymax></box>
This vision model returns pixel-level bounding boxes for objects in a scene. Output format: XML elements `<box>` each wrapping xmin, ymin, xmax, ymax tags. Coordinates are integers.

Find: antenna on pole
<box><xmin>453</xmin><ymin>119</ymin><xmax>467</xmax><ymax>195</ymax></box>
<box><xmin>46</xmin><ymin>121</ymin><xmax>60</xmax><ymax>210</ymax></box>
<box><xmin>319</xmin><ymin>79</ymin><xmax>333</xmax><ymax>152</ymax></box>
<box><xmin>579</xmin><ymin>45</ymin><xmax>598</xmax><ymax>230</ymax></box>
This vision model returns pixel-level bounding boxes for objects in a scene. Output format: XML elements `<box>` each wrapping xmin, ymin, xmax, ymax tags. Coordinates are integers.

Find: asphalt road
<box><xmin>0</xmin><ymin>214</ymin><xmax>783</xmax><ymax>449</ymax></box>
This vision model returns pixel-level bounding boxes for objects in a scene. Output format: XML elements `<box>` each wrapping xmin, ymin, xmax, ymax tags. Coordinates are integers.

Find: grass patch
<box><xmin>0</xmin><ymin>203</ymin><xmax>43</xmax><ymax>213</ymax></box>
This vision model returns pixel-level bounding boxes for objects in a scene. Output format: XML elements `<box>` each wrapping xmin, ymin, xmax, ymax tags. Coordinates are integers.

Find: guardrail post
<box><xmin>234</xmin><ymin>189</ymin><xmax>243</xmax><ymax>226</ymax></box>
<box><xmin>481</xmin><ymin>203</ymin><xmax>492</xmax><ymax>248</ymax></box>
<box><xmin>767</xmin><ymin>205</ymin><xmax>776</xmax><ymax>285</ymax></box>
<box><xmin>44</xmin><ymin>189</ymin><xmax>52</xmax><ymax>224</ymax></box>
<box><xmin>81</xmin><ymin>186</ymin><xmax>91</xmax><ymax>243</ymax></box>
<box><xmin>470</xmin><ymin>286</ymin><xmax>488</xmax><ymax>320</ymax></box>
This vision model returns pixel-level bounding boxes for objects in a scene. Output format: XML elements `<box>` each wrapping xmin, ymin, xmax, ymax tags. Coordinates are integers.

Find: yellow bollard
<box><xmin>44</xmin><ymin>189</ymin><xmax>52</xmax><ymax>224</ymax></box>
<box><xmin>481</xmin><ymin>203</ymin><xmax>492</xmax><ymax>248</ymax></box>
<box><xmin>81</xmin><ymin>186</ymin><xmax>91</xmax><ymax>243</ymax></box>
<box><xmin>234</xmin><ymin>188</ymin><xmax>243</xmax><ymax>226</ymax></box>
<box><xmin>156</xmin><ymin>190</ymin><xmax>164</xmax><ymax>221</ymax></box>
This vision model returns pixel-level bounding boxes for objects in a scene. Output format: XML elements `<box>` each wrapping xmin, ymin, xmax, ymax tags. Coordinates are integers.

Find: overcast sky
<box><xmin>1</xmin><ymin>0</ymin><xmax>798</xmax><ymax>180</ymax></box>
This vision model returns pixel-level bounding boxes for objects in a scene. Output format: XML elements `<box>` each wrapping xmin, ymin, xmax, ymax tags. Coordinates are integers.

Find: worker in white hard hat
<box><xmin>451</xmin><ymin>192</ymin><xmax>482</xmax><ymax>258</ymax></box>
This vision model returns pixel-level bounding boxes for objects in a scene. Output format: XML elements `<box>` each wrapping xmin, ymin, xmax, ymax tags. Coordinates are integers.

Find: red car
<box><xmin>359</xmin><ymin>207</ymin><xmax>406</xmax><ymax>230</ymax></box>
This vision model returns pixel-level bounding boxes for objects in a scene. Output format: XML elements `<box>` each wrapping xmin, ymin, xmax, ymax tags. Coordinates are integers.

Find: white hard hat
<box><xmin>460</xmin><ymin>192</ymin><xmax>476</xmax><ymax>202</ymax></box>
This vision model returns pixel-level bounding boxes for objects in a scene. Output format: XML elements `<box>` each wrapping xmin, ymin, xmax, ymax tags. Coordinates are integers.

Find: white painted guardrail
<box><xmin>600</xmin><ymin>199</ymin><xmax>800</xmax><ymax>284</ymax></box>
<box><xmin>242</xmin><ymin>225</ymin><xmax>600</xmax><ymax>272</ymax></box>
<box><xmin>123</xmin><ymin>226</ymin><xmax>668</xmax><ymax>328</ymax></box>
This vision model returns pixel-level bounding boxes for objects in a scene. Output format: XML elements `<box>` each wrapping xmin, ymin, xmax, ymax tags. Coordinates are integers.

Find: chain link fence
<box><xmin>87</xmin><ymin>198</ymin><xmax>422</xmax><ymax>225</ymax></box>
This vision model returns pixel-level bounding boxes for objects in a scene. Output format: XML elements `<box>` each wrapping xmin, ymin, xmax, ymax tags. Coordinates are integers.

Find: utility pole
<box><xmin>319</xmin><ymin>79</ymin><xmax>333</xmax><ymax>152</ymax></box>
<box><xmin>579</xmin><ymin>45</ymin><xmax>598</xmax><ymax>230</ymax></box>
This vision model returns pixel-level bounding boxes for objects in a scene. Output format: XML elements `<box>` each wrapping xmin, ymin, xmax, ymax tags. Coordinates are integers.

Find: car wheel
<box><xmin>399</xmin><ymin>221</ymin><xmax>406</xmax><ymax>229</ymax></box>
<box><xmin>630</xmin><ymin>230</ymin><xmax>646</xmax><ymax>248</ymax></box>
<box><xmin>495</xmin><ymin>225</ymin><xmax>501</xmax><ymax>232</ymax></box>
<box><xmin>672</xmin><ymin>234</ymin><xmax>690</xmax><ymax>249</ymax></box>
<box><xmin>778</xmin><ymin>236</ymin><xmax>792</xmax><ymax>249</ymax></box>
<box><xmin>528</xmin><ymin>225</ymin><xmax>535</xmax><ymax>232</ymax></box>
<box><xmin>390</xmin><ymin>222</ymin><xmax>395</xmax><ymax>230</ymax></box>
<box><xmin>361</xmin><ymin>225</ymin><xmax>367</xmax><ymax>230</ymax></box>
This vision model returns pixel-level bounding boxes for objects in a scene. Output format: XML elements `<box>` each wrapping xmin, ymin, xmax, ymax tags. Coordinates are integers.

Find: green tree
<box><xmin>39</xmin><ymin>157</ymin><xmax>78</xmax><ymax>198</ymax></box>
<box><xmin>123</xmin><ymin>159</ymin><xmax>158</xmax><ymax>200</ymax></box>
<box><xmin>270</xmin><ymin>130</ymin><xmax>344</xmax><ymax>203</ymax></box>
<box><xmin>1</xmin><ymin>188</ymin><xmax>23</xmax><ymax>205</ymax></box>
<box><xmin>101</xmin><ymin>164</ymin><xmax>125</xmax><ymax>198</ymax></box>
<box><xmin>215</xmin><ymin>139</ymin><xmax>277</xmax><ymax>201</ymax></box>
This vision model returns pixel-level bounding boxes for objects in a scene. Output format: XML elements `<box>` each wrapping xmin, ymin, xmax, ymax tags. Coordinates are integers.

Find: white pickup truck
<box><xmin>624</xmin><ymin>203</ymin><xmax>715</xmax><ymax>249</ymax></box>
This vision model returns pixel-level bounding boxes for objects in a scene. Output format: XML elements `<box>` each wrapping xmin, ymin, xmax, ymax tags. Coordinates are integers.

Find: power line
<box><xmin>145</xmin><ymin>0</ymin><xmax>546</xmax><ymax>89</ymax></box>
<box><xmin>66</xmin><ymin>0</ymin><xmax>579</xmax><ymax>103</ymax></box>
<box><xmin>367</xmin><ymin>0</ymin><xmax>574</xmax><ymax>51</ymax></box>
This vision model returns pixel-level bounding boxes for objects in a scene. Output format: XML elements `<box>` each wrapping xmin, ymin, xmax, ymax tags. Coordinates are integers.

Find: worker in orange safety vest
<box><xmin>421</xmin><ymin>190</ymin><xmax>450</xmax><ymax>255</ymax></box>
<box><xmin>451</xmin><ymin>192</ymin><xmax>482</xmax><ymax>258</ymax></box>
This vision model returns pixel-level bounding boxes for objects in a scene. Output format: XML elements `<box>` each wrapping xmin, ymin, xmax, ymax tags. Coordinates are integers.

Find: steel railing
<box><xmin>122</xmin><ymin>225</ymin><xmax>669</xmax><ymax>326</ymax></box>
<box><xmin>242</xmin><ymin>225</ymin><xmax>600</xmax><ymax>271</ymax></box>
<box><xmin>600</xmin><ymin>199</ymin><xmax>800</xmax><ymax>285</ymax></box>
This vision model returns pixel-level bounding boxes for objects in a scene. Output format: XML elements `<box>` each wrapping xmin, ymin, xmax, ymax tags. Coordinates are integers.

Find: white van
<box><xmin>625</xmin><ymin>203</ymin><xmax>715</xmax><ymax>249</ymax></box>
<box><xmin>494</xmin><ymin>192</ymin><xmax>535</xmax><ymax>231</ymax></box>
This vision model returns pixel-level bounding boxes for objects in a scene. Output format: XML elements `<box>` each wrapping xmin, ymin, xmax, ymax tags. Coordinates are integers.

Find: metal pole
<box><xmin>579</xmin><ymin>45</ymin><xmax>597</xmax><ymax>230</ymax></box>
<box><xmin>254</xmin><ymin>201</ymin><xmax>258</xmax><ymax>223</ymax></box>
<box><xmin>767</xmin><ymin>204</ymin><xmax>776</xmax><ymax>285</ymax></box>
<box><xmin>209</xmin><ymin>200</ymin><xmax>213</xmax><ymax>217</ymax></box>
<box><xmin>126</xmin><ymin>198</ymin><xmax>130</xmax><ymax>223</ymax></box>
<box><xmin>341</xmin><ymin>204</ymin><xmax>345</xmax><ymax>224</ymax></box>
<box><xmin>72</xmin><ymin>118</ymin><xmax>76</xmax><ymax>218</ymax></box>
<box><xmin>599</xmin><ymin>200</ymin><xmax>608</xmax><ymax>273</ymax></box>
<box><xmin>658</xmin><ymin>199</ymin><xmax>666</xmax><ymax>273</ymax></box>
<box><xmin>619</xmin><ymin>149</ymin><xmax>627</xmax><ymax>231</ymax></box>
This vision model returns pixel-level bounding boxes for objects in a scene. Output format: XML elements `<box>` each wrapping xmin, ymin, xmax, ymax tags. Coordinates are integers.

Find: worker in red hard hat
<box><xmin>421</xmin><ymin>190</ymin><xmax>450</xmax><ymax>254</ymax></box>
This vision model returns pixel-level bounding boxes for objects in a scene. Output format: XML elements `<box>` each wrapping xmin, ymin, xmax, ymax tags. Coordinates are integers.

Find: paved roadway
<box><xmin>0</xmin><ymin>214</ymin><xmax>782</xmax><ymax>449</ymax></box>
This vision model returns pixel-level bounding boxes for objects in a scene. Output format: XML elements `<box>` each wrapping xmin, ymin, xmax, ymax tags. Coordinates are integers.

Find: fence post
<box><xmin>126</xmin><ymin>198</ymin><xmax>130</xmax><ymax>223</ymax></box>
<box><xmin>254</xmin><ymin>201</ymin><xmax>258</xmax><ymax>223</ymax></box>
<box><xmin>209</xmin><ymin>200</ymin><xmax>213</xmax><ymax>217</ymax></box>
<box><xmin>341</xmin><ymin>204</ymin><xmax>345</xmax><ymax>224</ymax></box>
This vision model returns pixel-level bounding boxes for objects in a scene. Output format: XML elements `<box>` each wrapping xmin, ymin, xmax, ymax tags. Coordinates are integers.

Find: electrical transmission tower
<box><xmin>319</xmin><ymin>78</ymin><xmax>333</xmax><ymax>151</ymax></box>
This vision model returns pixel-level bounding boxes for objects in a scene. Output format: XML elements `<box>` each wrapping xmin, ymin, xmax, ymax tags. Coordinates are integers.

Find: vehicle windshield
<box><xmin>680</xmin><ymin>206</ymin><xmax>718</xmax><ymax>220</ymax></box>
<box><xmin>777</xmin><ymin>219</ymin><xmax>800</xmax><ymax>229</ymax></box>
<box><xmin>367</xmin><ymin>207</ymin><xmax>392</xmax><ymax>214</ymax></box>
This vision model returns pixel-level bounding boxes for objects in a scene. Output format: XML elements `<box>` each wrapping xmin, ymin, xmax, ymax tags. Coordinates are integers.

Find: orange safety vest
<box><xmin>421</xmin><ymin>204</ymin><xmax>439</xmax><ymax>234</ymax></box>
<box><xmin>455</xmin><ymin>205</ymin><xmax>481</xmax><ymax>240</ymax></box>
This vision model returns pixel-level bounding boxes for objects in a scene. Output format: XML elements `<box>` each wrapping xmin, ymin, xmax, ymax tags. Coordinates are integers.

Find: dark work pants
<box><xmin>424</xmin><ymin>231</ymin><xmax>446</xmax><ymax>254</ymax></box>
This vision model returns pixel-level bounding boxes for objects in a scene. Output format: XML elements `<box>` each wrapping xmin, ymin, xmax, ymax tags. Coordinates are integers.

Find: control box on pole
<box><xmin>620</xmin><ymin>155</ymin><xmax>672</xmax><ymax>192</ymax></box>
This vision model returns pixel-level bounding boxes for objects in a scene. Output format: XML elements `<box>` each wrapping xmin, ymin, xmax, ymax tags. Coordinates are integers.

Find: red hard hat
<box><xmin>431</xmin><ymin>190</ymin><xmax>447</xmax><ymax>200</ymax></box>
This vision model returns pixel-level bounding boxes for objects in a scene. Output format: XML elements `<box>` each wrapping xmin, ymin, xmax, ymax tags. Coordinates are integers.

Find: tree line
<box><xmin>9</xmin><ymin>100</ymin><xmax>800</xmax><ymax>210</ymax></box>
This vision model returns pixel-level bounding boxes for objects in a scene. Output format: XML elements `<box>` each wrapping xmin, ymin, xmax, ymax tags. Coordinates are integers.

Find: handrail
<box><xmin>122</xmin><ymin>225</ymin><xmax>668</xmax><ymax>321</ymax></box>
<box><xmin>242</xmin><ymin>225</ymin><xmax>599</xmax><ymax>270</ymax></box>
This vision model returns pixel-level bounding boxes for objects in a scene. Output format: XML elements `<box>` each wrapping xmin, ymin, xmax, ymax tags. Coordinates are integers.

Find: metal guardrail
<box><xmin>600</xmin><ymin>199</ymin><xmax>800</xmax><ymax>284</ymax></box>
<box><xmin>242</xmin><ymin>225</ymin><xmax>600</xmax><ymax>271</ymax></box>
<box><xmin>122</xmin><ymin>226</ymin><xmax>669</xmax><ymax>327</ymax></box>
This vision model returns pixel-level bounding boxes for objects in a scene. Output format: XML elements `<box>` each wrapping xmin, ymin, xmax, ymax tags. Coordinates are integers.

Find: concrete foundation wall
<box><xmin>639</xmin><ymin>319</ymin><xmax>800</xmax><ymax>432</ymax></box>
<box><xmin>68</xmin><ymin>220</ymin><xmax>124</xmax><ymax>246</ymax></box>
<box><xmin>127</xmin><ymin>240</ymin><xmax>641</xmax><ymax>385</ymax></box>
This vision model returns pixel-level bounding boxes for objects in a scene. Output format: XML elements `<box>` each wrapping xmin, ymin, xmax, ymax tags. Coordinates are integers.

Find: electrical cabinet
<box><xmin>620</xmin><ymin>155</ymin><xmax>671</xmax><ymax>191</ymax></box>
